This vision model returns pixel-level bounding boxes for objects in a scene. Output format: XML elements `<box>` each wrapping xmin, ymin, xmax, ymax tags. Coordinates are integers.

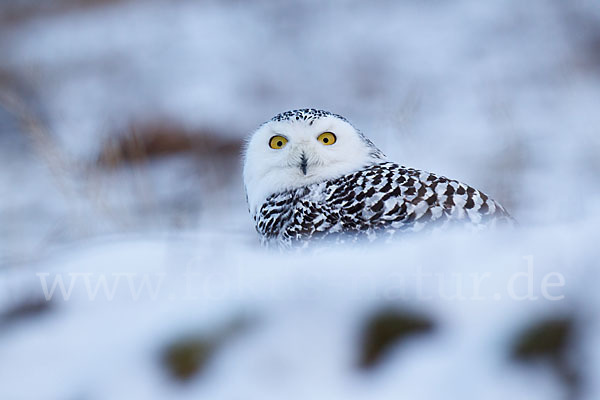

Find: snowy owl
<box><xmin>244</xmin><ymin>109</ymin><xmax>512</xmax><ymax>247</ymax></box>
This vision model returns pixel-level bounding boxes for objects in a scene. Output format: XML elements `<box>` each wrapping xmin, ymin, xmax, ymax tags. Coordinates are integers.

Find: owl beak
<box><xmin>300</xmin><ymin>153</ymin><xmax>308</xmax><ymax>175</ymax></box>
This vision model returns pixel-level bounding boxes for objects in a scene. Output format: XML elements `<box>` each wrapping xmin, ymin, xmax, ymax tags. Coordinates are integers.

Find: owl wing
<box><xmin>325</xmin><ymin>162</ymin><xmax>512</xmax><ymax>235</ymax></box>
<box><xmin>256</xmin><ymin>162</ymin><xmax>512</xmax><ymax>247</ymax></box>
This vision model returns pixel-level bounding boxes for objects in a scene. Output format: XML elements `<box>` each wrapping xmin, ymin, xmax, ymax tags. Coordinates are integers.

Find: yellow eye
<box><xmin>317</xmin><ymin>132</ymin><xmax>337</xmax><ymax>145</ymax></box>
<box><xmin>269</xmin><ymin>135</ymin><xmax>288</xmax><ymax>149</ymax></box>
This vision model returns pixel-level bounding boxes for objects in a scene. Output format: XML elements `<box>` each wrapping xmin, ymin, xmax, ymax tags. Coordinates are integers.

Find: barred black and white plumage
<box><xmin>244</xmin><ymin>109</ymin><xmax>513</xmax><ymax>248</ymax></box>
<box><xmin>254</xmin><ymin>162</ymin><xmax>511</xmax><ymax>247</ymax></box>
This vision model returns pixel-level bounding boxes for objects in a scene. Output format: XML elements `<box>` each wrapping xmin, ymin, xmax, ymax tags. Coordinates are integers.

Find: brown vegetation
<box><xmin>97</xmin><ymin>120</ymin><xmax>243</xmax><ymax>168</ymax></box>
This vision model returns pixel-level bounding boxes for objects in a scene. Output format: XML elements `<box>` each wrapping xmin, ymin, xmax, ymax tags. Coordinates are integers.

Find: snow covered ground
<box><xmin>1</xmin><ymin>0</ymin><xmax>599</xmax><ymax>398</ymax></box>
<box><xmin>1</xmin><ymin>224</ymin><xmax>599</xmax><ymax>399</ymax></box>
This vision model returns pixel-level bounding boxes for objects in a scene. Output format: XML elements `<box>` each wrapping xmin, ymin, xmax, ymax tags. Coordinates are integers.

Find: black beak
<box><xmin>300</xmin><ymin>153</ymin><xmax>308</xmax><ymax>175</ymax></box>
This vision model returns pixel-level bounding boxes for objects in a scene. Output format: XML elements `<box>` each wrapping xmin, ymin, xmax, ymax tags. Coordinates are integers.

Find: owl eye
<box><xmin>269</xmin><ymin>135</ymin><xmax>288</xmax><ymax>149</ymax></box>
<box><xmin>317</xmin><ymin>132</ymin><xmax>337</xmax><ymax>145</ymax></box>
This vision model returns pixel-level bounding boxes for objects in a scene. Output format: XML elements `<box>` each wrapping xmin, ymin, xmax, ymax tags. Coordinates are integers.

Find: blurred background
<box><xmin>1</xmin><ymin>0</ymin><xmax>599</xmax><ymax>399</ymax></box>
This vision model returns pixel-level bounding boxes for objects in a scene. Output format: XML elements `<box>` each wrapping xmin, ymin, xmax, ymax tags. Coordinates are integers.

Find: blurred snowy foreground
<box><xmin>1</xmin><ymin>219</ymin><xmax>599</xmax><ymax>400</ymax></box>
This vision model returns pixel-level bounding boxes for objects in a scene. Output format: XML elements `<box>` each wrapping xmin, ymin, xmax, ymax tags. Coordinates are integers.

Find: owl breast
<box><xmin>253</xmin><ymin>162</ymin><xmax>512</xmax><ymax>248</ymax></box>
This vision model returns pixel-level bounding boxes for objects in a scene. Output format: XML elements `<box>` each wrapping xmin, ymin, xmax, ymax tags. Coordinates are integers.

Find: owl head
<box><xmin>243</xmin><ymin>109</ymin><xmax>386</xmax><ymax>213</ymax></box>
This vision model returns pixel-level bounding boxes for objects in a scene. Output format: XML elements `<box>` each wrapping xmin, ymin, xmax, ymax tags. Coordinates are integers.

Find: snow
<box><xmin>1</xmin><ymin>0</ymin><xmax>600</xmax><ymax>398</ymax></box>
<box><xmin>1</xmin><ymin>224</ymin><xmax>598</xmax><ymax>399</ymax></box>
